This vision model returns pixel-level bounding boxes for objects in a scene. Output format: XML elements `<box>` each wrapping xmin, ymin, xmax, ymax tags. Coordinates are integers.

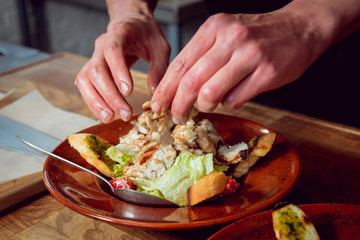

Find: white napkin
<box><xmin>0</xmin><ymin>88</ymin><xmax>15</xmax><ymax>101</ymax></box>
<box><xmin>0</xmin><ymin>89</ymin><xmax>98</xmax><ymax>183</ymax></box>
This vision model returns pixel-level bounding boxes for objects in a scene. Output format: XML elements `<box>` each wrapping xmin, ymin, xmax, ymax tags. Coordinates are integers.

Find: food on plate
<box><xmin>68</xmin><ymin>134</ymin><xmax>114</xmax><ymax>178</ymax></box>
<box><xmin>109</xmin><ymin>177</ymin><xmax>135</xmax><ymax>189</ymax></box>
<box><xmin>68</xmin><ymin>101</ymin><xmax>277</xmax><ymax>207</ymax></box>
<box><xmin>272</xmin><ymin>203</ymin><xmax>320</xmax><ymax>240</ymax></box>
<box><xmin>231</xmin><ymin>133</ymin><xmax>277</xmax><ymax>179</ymax></box>
<box><xmin>187</xmin><ymin>171</ymin><xmax>229</xmax><ymax>206</ymax></box>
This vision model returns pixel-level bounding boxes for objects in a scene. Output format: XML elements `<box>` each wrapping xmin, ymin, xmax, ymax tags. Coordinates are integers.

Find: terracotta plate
<box><xmin>209</xmin><ymin>203</ymin><xmax>360</xmax><ymax>239</ymax></box>
<box><xmin>43</xmin><ymin>113</ymin><xmax>301</xmax><ymax>230</ymax></box>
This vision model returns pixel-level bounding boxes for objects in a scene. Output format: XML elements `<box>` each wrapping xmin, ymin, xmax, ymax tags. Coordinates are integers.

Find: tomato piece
<box><xmin>110</xmin><ymin>177</ymin><xmax>135</xmax><ymax>190</ymax></box>
<box><xmin>223</xmin><ymin>178</ymin><xmax>241</xmax><ymax>195</ymax></box>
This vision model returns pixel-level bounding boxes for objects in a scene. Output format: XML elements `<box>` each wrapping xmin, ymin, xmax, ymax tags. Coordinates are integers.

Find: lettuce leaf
<box><xmin>114</xmin><ymin>143</ymin><xmax>137</xmax><ymax>158</ymax></box>
<box><xmin>214</xmin><ymin>164</ymin><xmax>228</xmax><ymax>172</ymax></box>
<box><xmin>106</xmin><ymin>146</ymin><xmax>134</xmax><ymax>178</ymax></box>
<box><xmin>131</xmin><ymin>151</ymin><xmax>214</xmax><ymax>206</ymax></box>
<box><xmin>132</xmin><ymin>178</ymin><xmax>165</xmax><ymax>198</ymax></box>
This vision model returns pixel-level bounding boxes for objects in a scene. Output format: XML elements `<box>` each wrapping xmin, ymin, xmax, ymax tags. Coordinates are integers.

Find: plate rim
<box><xmin>208</xmin><ymin>203</ymin><xmax>360</xmax><ymax>239</ymax></box>
<box><xmin>42</xmin><ymin>114</ymin><xmax>301</xmax><ymax>230</ymax></box>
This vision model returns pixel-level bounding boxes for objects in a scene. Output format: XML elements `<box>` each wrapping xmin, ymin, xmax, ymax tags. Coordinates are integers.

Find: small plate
<box><xmin>43</xmin><ymin>113</ymin><xmax>301</xmax><ymax>230</ymax></box>
<box><xmin>209</xmin><ymin>203</ymin><xmax>360</xmax><ymax>239</ymax></box>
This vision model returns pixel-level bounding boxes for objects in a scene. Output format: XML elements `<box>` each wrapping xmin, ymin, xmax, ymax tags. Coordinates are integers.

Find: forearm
<box><xmin>106</xmin><ymin>0</ymin><xmax>158</xmax><ymax>23</ymax></box>
<box><xmin>282</xmin><ymin>0</ymin><xmax>360</xmax><ymax>48</ymax></box>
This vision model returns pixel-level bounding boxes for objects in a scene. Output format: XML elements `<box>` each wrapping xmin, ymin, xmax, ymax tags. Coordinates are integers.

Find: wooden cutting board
<box><xmin>0</xmin><ymin>172</ymin><xmax>45</xmax><ymax>212</ymax></box>
<box><xmin>0</xmin><ymin>53</ymin><xmax>152</xmax><ymax>212</ymax></box>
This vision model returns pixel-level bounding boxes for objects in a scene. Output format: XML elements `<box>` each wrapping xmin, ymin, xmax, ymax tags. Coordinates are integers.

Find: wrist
<box><xmin>106</xmin><ymin>0</ymin><xmax>157</xmax><ymax>23</ymax></box>
<box><xmin>283</xmin><ymin>0</ymin><xmax>360</xmax><ymax>47</ymax></box>
<box><xmin>273</xmin><ymin>0</ymin><xmax>353</xmax><ymax>66</ymax></box>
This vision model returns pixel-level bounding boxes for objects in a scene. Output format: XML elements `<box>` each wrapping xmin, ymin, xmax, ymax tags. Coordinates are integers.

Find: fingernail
<box><xmin>150</xmin><ymin>85</ymin><xmax>156</xmax><ymax>94</ymax></box>
<box><xmin>172</xmin><ymin>116</ymin><xmax>186</xmax><ymax>125</ymax></box>
<box><xmin>120</xmin><ymin>81</ymin><xmax>130</xmax><ymax>95</ymax></box>
<box><xmin>222</xmin><ymin>100</ymin><xmax>238</xmax><ymax>111</ymax></box>
<box><xmin>172</xmin><ymin>116</ymin><xmax>180</xmax><ymax>125</ymax></box>
<box><xmin>119</xmin><ymin>109</ymin><xmax>130</xmax><ymax>121</ymax></box>
<box><xmin>151</xmin><ymin>101</ymin><xmax>161</xmax><ymax>113</ymax></box>
<box><xmin>200</xmin><ymin>88</ymin><xmax>217</xmax><ymax>112</ymax></box>
<box><xmin>100</xmin><ymin>110</ymin><xmax>111</xmax><ymax>121</ymax></box>
<box><xmin>198</xmin><ymin>100</ymin><xmax>216</xmax><ymax>112</ymax></box>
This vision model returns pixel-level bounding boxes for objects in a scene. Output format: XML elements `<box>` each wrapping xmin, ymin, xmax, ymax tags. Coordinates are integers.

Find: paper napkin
<box><xmin>0</xmin><ymin>89</ymin><xmax>98</xmax><ymax>183</ymax></box>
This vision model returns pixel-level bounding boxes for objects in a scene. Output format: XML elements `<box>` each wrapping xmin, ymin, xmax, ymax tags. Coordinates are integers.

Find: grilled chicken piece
<box><xmin>231</xmin><ymin>133</ymin><xmax>277</xmax><ymax>179</ymax></box>
<box><xmin>172</xmin><ymin>118</ymin><xmax>224</xmax><ymax>155</ymax></box>
<box><xmin>197</xmin><ymin>119</ymin><xmax>223</xmax><ymax>146</ymax></box>
<box><xmin>123</xmin><ymin>143</ymin><xmax>177</xmax><ymax>180</ymax></box>
<box><xmin>194</xmin><ymin>119</ymin><xmax>223</xmax><ymax>155</ymax></box>
<box><xmin>119</xmin><ymin>100</ymin><xmax>175</xmax><ymax>154</ymax></box>
<box><xmin>172</xmin><ymin>120</ymin><xmax>198</xmax><ymax>151</ymax></box>
<box><xmin>135</xmin><ymin>101</ymin><xmax>175</xmax><ymax>145</ymax></box>
<box><xmin>194</xmin><ymin>126</ymin><xmax>217</xmax><ymax>155</ymax></box>
<box><xmin>118</xmin><ymin>127</ymin><xmax>148</xmax><ymax>155</ymax></box>
<box><xmin>216</xmin><ymin>142</ymin><xmax>248</xmax><ymax>165</ymax></box>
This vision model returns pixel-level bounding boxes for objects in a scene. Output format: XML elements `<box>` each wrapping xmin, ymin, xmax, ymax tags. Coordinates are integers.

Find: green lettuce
<box><xmin>131</xmin><ymin>151</ymin><xmax>215</xmax><ymax>206</ymax></box>
<box><xmin>106</xmin><ymin>146</ymin><xmax>134</xmax><ymax>178</ymax></box>
<box><xmin>132</xmin><ymin>178</ymin><xmax>165</xmax><ymax>198</ymax></box>
<box><xmin>214</xmin><ymin>164</ymin><xmax>228</xmax><ymax>172</ymax></box>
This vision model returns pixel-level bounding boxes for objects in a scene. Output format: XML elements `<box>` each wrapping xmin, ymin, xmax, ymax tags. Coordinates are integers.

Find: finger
<box><xmin>87</xmin><ymin>61</ymin><xmax>133</xmax><ymax>121</ymax></box>
<box><xmin>103</xmin><ymin>27</ymin><xmax>134</xmax><ymax>97</ymax></box>
<box><xmin>147</xmin><ymin>38</ymin><xmax>171</xmax><ymax>94</ymax></box>
<box><xmin>76</xmin><ymin>69</ymin><xmax>114</xmax><ymax>123</ymax></box>
<box><xmin>89</xmin><ymin>35</ymin><xmax>133</xmax><ymax>121</ymax></box>
<box><xmin>151</xmin><ymin>24</ymin><xmax>217</xmax><ymax>113</ymax></box>
<box><xmin>196</xmin><ymin>47</ymin><xmax>259</xmax><ymax>112</ymax></box>
<box><xmin>170</xmin><ymin>41</ymin><xmax>233</xmax><ymax>123</ymax></box>
<box><xmin>221</xmin><ymin>67</ymin><xmax>270</xmax><ymax>110</ymax></box>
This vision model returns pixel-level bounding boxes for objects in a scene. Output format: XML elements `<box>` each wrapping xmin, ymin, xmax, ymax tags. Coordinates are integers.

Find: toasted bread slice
<box><xmin>68</xmin><ymin>133</ymin><xmax>115</xmax><ymax>178</ymax></box>
<box><xmin>272</xmin><ymin>203</ymin><xmax>320</xmax><ymax>240</ymax></box>
<box><xmin>187</xmin><ymin>171</ymin><xmax>229</xmax><ymax>206</ymax></box>
<box><xmin>231</xmin><ymin>133</ymin><xmax>277</xmax><ymax>179</ymax></box>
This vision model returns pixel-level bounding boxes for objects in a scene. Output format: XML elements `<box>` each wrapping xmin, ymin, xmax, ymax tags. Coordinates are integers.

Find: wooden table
<box><xmin>0</xmin><ymin>53</ymin><xmax>359</xmax><ymax>239</ymax></box>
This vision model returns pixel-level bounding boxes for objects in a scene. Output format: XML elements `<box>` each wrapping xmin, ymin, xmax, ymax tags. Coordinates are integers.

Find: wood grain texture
<box><xmin>13</xmin><ymin>208</ymin><xmax>142</xmax><ymax>240</ymax></box>
<box><xmin>1</xmin><ymin>53</ymin><xmax>359</xmax><ymax>240</ymax></box>
<box><xmin>270</xmin><ymin>113</ymin><xmax>360</xmax><ymax>204</ymax></box>
<box><xmin>0</xmin><ymin>194</ymin><xmax>64</xmax><ymax>235</ymax></box>
<box><xmin>0</xmin><ymin>172</ymin><xmax>45</xmax><ymax>212</ymax></box>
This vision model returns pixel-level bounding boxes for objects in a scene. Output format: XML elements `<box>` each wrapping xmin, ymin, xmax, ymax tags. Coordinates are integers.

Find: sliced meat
<box><xmin>171</xmin><ymin>118</ymin><xmax>224</xmax><ymax>155</ymax></box>
<box><xmin>194</xmin><ymin>126</ymin><xmax>217</xmax><ymax>155</ymax></box>
<box><xmin>172</xmin><ymin>120</ymin><xmax>198</xmax><ymax>151</ymax></box>
<box><xmin>216</xmin><ymin>142</ymin><xmax>248</xmax><ymax>165</ymax></box>
<box><xmin>134</xmin><ymin>101</ymin><xmax>175</xmax><ymax>145</ymax></box>
<box><xmin>118</xmin><ymin>127</ymin><xmax>148</xmax><ymax>155</ymax></box>
<box><xmin>123</xmin><ymin>143</ymin><xmax>177</xmax><ymax>180</ymax></box>
<box><xmin>198</xmin><ymin>119</ymin><xmax>223</xmax><ymax>146</ymax></box>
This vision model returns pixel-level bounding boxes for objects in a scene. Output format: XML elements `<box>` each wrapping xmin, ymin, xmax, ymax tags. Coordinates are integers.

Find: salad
<box><xmin>68</xmin><ymin>101</ymin><xmax>276</xmax><ymax>207</ymax></box>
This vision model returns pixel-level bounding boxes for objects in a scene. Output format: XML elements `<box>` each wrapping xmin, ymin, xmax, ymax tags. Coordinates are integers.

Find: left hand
<box><xmin>75</xmin><ymin>0</ymin><xmax>170</xmax><ymax>123</ymax></box>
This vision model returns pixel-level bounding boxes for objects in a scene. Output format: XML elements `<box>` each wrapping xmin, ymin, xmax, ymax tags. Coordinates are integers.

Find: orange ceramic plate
<box><xmin>43</xmin><ymin>113</ymin><xmax>301</xmax><ymax>230</ymax></box>
<box><xmin>209</xmin><ymin>203</ymin><xmax>360</xmax><ymax>239</ymax></box>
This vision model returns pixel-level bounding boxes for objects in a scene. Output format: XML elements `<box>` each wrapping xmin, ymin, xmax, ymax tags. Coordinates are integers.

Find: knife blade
<box><xmin>0</xmin><ymin>115</ymin><xmax>61</xmax><ymax>157</ymax></box>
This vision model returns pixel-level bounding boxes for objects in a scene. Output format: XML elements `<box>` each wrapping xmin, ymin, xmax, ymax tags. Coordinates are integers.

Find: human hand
<box><xmin>75</xmin><ymin>0</ymin><xmax>170</xmax><ymax>123</ymax></box>
<box><xmin>151</xmin><ymin>6</ymin><xmax>332</xmax><ymax>124</ymax></box>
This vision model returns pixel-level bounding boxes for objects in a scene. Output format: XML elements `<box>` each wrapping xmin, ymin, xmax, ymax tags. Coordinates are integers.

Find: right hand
<box><xmin>75</xmin><ymin>0</ymin><xmax>170</xmax><ymax>123</ymax></box>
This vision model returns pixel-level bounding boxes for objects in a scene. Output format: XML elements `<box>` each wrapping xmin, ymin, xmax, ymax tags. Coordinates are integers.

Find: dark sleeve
<box><xmin>204</xmin><ymin>0</ymin><xmax>291</xmax><ymax>15</ymax></box>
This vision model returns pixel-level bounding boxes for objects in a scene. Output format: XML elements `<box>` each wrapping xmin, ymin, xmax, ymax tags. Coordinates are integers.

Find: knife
<box><xmin>0</xmin><ymin>115</ymin><xmax>61</xmax><ymax>157</ymax></box>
